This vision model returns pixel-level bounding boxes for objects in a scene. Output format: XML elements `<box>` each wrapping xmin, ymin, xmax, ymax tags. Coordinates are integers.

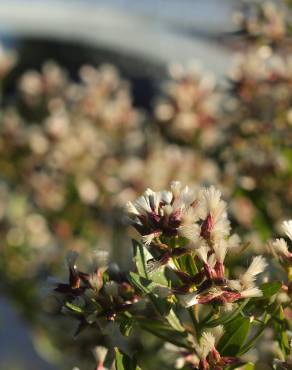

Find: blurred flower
<box><xmin>154</xmin><ymin>63</ymin><xmax>222</xmax><ymax>148</ymax></box>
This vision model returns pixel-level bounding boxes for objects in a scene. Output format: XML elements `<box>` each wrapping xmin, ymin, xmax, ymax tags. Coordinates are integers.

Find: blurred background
<box><xmin>0</xmin><ymin>0</ymin><xmax>291</xmax><ymax>369</ymax></box>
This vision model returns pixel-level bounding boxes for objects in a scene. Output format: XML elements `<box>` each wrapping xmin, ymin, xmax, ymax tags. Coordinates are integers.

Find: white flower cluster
<box><xmin>126</xmin><ymin>181</ymin><xmax>266</xmax><ymax>308</ymax></box>
<box><xmin>126</xmin><ymin>181</ymin><xmax>230</xmax><ymax>246</ymax></box>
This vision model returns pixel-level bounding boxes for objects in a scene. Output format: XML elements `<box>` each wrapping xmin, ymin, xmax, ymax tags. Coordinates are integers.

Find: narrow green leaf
<box><xmin>120</xmin><ymin>317</ymin><xmax>133</xmax><ymax>337</ymax></box>
<box><xmin>260</xmin><ymin>282</ymin><xmax>282</xmax><ymax>299</ymax></box>
<box><xmin>132</xmin><ymin>240</ymin><xmax>168</xmax><ymax>285</ymax></box>
<box><xmin>132</xmin><ymin>239</ymin><xmax>148</xmax><ymax>279</ymax></box>
<box><xmin>204</xmin><ymin>300</ymin><xmax>249</xmax><ymax>327</ymax></box>
<box><xmin>128</xmin><ymin>272</ymin><xmax>184</xmax><ymax>331</ymax></box>
<box><xmin>114</xmin><ymin>348</ymin><xmax>141</xmax><ymax>370</ymax></box>
<box><xmin>128</xmin><ymin>272</ymin><xmax>171</xmax><ymax>316</ymax></box>
<box><xmin>135</xmin><ymin>318</ymin><xmax>190</xmax><ymax>349</ymax></box>
<box><xmin>218</xmin><ymin>316</ymin><xmax>251</xmax><ymax>356</ymax></box>
<box><xmin>128</xmin><ymin>272</ymin><xmax>156</xmax><ymax>295</ymax></box>
<box><xmin>65</xmin><ymin>302</ymin><xmax>83</xmax><ymax>314</ymax></box>
<box><xmin>181</xmin><ymin>254</ymin><xmax>198</xmax><ymax>275</ymax></box>
<box><xmin>166</xmin><ymin>308</ymin><xmax>185</xmax><ymax>332</ymax></box>
<box><xmin>238</xmin><ymin>323</ymin><xmax>267</xmax><ymax>355</ymax></box>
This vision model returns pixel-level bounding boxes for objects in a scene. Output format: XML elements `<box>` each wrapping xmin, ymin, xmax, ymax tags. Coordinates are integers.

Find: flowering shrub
<box><xmin>53</xmin><ymin>182</ymin><xmax>290</xmax><ymax>369</ymax></box>
<box><xmin>0</xmin><ymin>2</ymin><xmax>292</xmax><ymax>368</ymax></box>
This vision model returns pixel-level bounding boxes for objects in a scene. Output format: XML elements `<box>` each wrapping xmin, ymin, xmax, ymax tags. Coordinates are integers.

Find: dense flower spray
<box><xmin>126</xmin><ymin>182</ymin><xmax>265</xmax><ymax>309</ymax></box>
<box><xmin>51</xmin><ymin>181</ymin><xmax>287</xmax><ymax>370</ymax></box>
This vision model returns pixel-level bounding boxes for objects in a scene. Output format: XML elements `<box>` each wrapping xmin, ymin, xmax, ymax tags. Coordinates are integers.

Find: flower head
<box><xmin>270</xmin><ymin>220</ymin><xmax>292</xmax><ymax>263</ymax></box>
<box><xmin>125</xmin><ymin>181</ymin><xmax>202</xmax><ymax>245</ymax></box>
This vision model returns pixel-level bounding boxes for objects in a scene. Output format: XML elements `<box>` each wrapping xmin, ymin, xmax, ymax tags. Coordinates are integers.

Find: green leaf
<box><xmin>238</xmin><ymin>321</ymin><xmax>268</xmax><ymax>355</ymax></box>
<box><xmin>240</xmin><ymin>302</ymin><xmax>286</xmax><ymax>356</ymax></box>
<box><xmin>128</xmin><ymin>271</ymin><xmax>166</xmax><ymax>298</ymax></box>
<box><xmin>114</xmin><ymin>348</ymin><xmax>141</xmax><ymax>370</ymax></box>
<box><xmin>178</xmin><ymin>254</ymin><xmax>198</xmax><ymax>275</ymax></box>
<box><xmin>128</xmin><ymin>272</ymin><xmax>171</xmax><ymax>315</ymax></box>
<box><xmin>135</xmin><ymin>318</ymin><xmax>189</xmax><ymax>349</ymax></box>
<box><xmin>260</xmin><ymin>282</ymin><xmax>282</xmax><ymax>299</ymax></box>
<box><xmin>166</xmin><ymin>308</ymin><xmax>185</xmax><ymax>332</ymax></box>
<box><xmin>204</xmin><ymin>300</ymin><xmax>249</xmax><ymax>327</ymax></box>
<box><xmin>128</xmin><ymin>272</ymin><xmax>153</xmax><ymax>294</ymax></box>
<box><xmin>65</xmin><ymin>302</ymin><xmax>83</xmax><ymax>314</ymax></box>
<box><xmin>132</xmin><ymin>239</ymin><xmax>149</xmax><ymax>279</ymax></box>
<box><xmin>132</xmin><ymin>240</ymin><xmax>168</xmax><ymax>286</ymax></box>
<box><xmin>217</xmin><ymin>316</ymin><xmax>251</xmax><ymax>356</ymax></box>
<box><xmin>120</xmin><ymin>317</ymin><xmax>133</xmax><ymax>337</ymax></box>
<box><xmin>128</xmin><ymin>272</ymin><xmax>184</xmax><ymax>331</ymax></box>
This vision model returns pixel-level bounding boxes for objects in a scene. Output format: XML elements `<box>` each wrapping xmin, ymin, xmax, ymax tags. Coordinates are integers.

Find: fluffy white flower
<box><xmin>145</xmin><ymin>188</ymin><xmax>161</xmax><ymax>213</ymax></box>
<box><xmin>160</xmin><ymin>190</ymin><xmax>173</xmax><ymax>204</ymax></box>
<box><xmin>272</xmin><ymin>238</ymin><xmax>290</xmax><ymax>257</ymax></box>
<box><xmin>133</xmin><ymin>192</ymin><xmax>154</xmax><ymax>215</ymax></box>
<box><xmin>228</xmin><ymin>279</ymin><xmax>242</xmax><ymax>291</ymax></box>
<box><xmin>226</xmin><ymin>234</ymin><xmax>241</xmax><ymax>253</ymax></box>
<box><xmin>200</xmin><ymin>186</ymin><xmax>230</xmax><ymax>240</ymax></box>
<box><xmin>177</xmin><ymin>224</ymin><xmax>200</xmax><ymax>240</ymax></box>
<box><xmin>213</xmin><ymin>240</ymin><xmax>228</xmax><ymax>263</ymax></box>
<box><xmin>200</xmin><ymin>187</ymin><xmax>227</xmax><ymax>220</ymax></box>
<box><xmin>240</xmin><ymin>287</ymin><xmax>263</xmax><ymax>298</ymax></box>
<box><xmin>196</xmin><ymin>245</ymin><xmax>210</xmax><ymax>263</ymax></box>
<box><xmin>182</xmin><ymin>206</ymin><xmax>202</xmax><ymax>224</ymax></box>
<box><xmin>207</xmin><ymin>252</ymin><xmax>216</xmax><ymax>267</ymax></box>
<box><xmin>198</xmin><ymin>331</ymin><xmax>215</xmax><ymax>360</ymax></box>
<box><xmin>209</xmin><ymin>325</ymin><xmax>224</xmax><ymax>345</ymax></box>
<box><xmin>240</xmin><ymin>256</ymin><xmax>267</xmax><ymax>288</ymax></box>
<box><xmin>282</xmin><ymin>220</ymin><xmax>292</xmax><ymax>241</ymax></box>
<box><xmin>172</xmin><ymin>185</ymin><xmax>195</xmax><ymax>212</ymax></box>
